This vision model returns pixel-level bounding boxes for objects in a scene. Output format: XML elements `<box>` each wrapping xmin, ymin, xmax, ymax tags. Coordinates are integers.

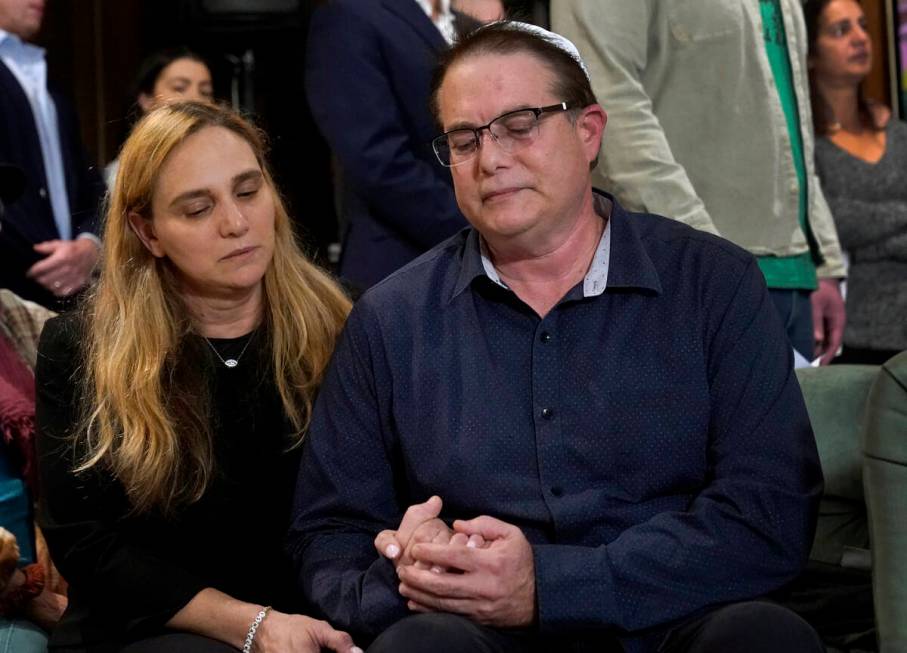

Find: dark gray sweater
<box><xmin>815</xmin><ymin>119</ymin><xmax>907</xmax><ymax>351</ymax></box>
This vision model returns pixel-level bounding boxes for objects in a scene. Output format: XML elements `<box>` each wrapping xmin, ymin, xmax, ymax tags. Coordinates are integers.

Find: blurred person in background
<box><xmin>36</xmin><ymin>102</ymin><xmax>356</xmax><ymax>653</ymax></box>
<box><xmin>452</xmin><ymin>0</ymin><xmax>503</xmax><ymax>23</ymax></box>
<box><xmin>803</xmin><ymin>0</ymin><xmax>907</xmax><ymax>365</ymax></box>
<box><xmin>305</xmin><ymin>0</ymin><xmax>482</xmax><ymax>292</ymax></box>
<box><xmin>105</xmin><ymin>47</ymin><xmax>214</xmax><ymax>187</ymax></box>
<box><xmin>807</xmin><ymin>0</ymin><xmax>907</xmax><ymax>365</ymax></box>
<box><xmin>552</xmin><ymin>0</ymin><xmax>848</xmax><ymax>364</ymax></box>
<box><xmin>0</xmin><ymin>0</ymin><xmax>105</xmax><ymax>309</ymax></box>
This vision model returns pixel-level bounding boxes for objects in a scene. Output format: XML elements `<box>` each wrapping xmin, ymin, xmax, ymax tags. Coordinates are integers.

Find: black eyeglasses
<box><xmin>432</xmin><ymin>102</ymin><xmax>573</xmax><ymax>167</ymax></box>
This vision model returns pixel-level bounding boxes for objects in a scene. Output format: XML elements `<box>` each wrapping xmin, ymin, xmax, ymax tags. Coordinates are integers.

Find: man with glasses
<box><xmin>291</xmin><ymin>22</ymin><xmax>824</xmax><ymax>653</ymax></box>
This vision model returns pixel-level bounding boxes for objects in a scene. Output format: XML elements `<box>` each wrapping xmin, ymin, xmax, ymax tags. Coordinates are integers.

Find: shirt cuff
<box><xmin>75</xmin><ymin>232</ymin><xmax>101</xmax><ymax>247</ymax></box>
<box><xmin>360</xmin><ymin>556</ymin><xmax>411</xmax><ymax>634</ymax></box>
<box><xmin>816</xmin><ymin>258</ymin><xmax>847</xmax><ymax>279</ymax></box>
<box><xmin>532</xmin><ymin>543</ymin><xmax>618</xmax><ymax>633</ymax></box>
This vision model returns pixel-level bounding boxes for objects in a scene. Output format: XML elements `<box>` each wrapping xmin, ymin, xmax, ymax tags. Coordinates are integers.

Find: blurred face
<box><xmin>454</xmin><ymin>0</ymin><xmax>504</xmax><ymax>23</ymax></box>
<box><xmin>0</xmin><ymin>0</ymin><xmax>44</xmax><ymax>40</ymax></box>
<box><xmin>130</xmin><ymin>126</ymin><xmax>276</xmax><ymax>300</ymax></box>
<box><xmin>436</xmin><ymin>51</ymin><xmax>604</xmax><ymax>244</ymax></box>
<box><xmin>810</xmin><ymin>0</ymin><xmax>872</xmax><ymax>85</ymax></box>
<box><xmin>139</xmin><ymin>58</ymin><xmax>214</xmax><ymax>113</ymax></box>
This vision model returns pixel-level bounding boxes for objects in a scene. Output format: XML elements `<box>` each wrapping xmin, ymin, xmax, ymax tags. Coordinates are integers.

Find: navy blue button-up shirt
<box><xmin>289</xmin><ymin>193</ymin><xmax>822</xmax><ymax>650</ymax></box>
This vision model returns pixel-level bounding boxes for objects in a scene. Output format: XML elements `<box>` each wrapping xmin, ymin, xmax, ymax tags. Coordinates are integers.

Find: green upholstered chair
<box><xmin>797</xmin><ymin>364</ymin><xmax>877</xmax><ymax>568</ymax></box>
<box><xmin>796</xmin><ymin>353</ymin><xmax>907</xmax><ymax>652</ymax></box>
<box><xmin>862</xmin><ymin>352</ymin><xmax>907</xmax><ymax>653</ymax></box>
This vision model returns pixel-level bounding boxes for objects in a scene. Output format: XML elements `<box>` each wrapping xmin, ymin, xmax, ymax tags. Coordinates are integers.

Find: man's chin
<box><xmin>477</xmin><ymin>214</ymin><xmax>540</xmax><ymax>243</ymax></box>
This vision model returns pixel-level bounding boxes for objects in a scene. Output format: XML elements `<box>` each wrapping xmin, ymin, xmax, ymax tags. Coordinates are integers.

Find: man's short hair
<box><xmin>430</xmin><ymin>21</ymin><xmax>600</xmax><ymax>168</ymax></box>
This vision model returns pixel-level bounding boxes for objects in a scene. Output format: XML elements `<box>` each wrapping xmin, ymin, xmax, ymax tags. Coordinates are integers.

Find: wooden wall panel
<box><xmin>862</xmin><ymin>0</ymin><xmax>892</xmax><ymax>105</ymax></box>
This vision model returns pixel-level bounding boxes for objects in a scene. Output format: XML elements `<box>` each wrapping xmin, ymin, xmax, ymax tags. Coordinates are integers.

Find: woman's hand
<box><xmin>253</xmin><ymin>611</ymin><xmax>361</xmax><ymax>653</ymax></box>
<box><xmin>167</xmin><ymin>588</ymin><xmax>360</xmax><ymax>652</ymax></box>
<box><xmin>23</xmin><ymin>589</ymin><xmax>67</xmax><ymax>631</ymax></box>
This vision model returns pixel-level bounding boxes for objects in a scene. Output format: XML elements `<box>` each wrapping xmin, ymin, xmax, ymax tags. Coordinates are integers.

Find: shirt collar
<box><xmin>0</xmin><ymin>28</ymin><xmax>45</xmax><ymax>63</ymax></box>
<box><xmin>477</xmin><ymin>193</ymin><xmax>612</xmax><ymax>297</ymax></box>
<box><xmin>450</xmin><ymin>189</ymin><xmax>662</xmax><ymax>302</ymax></box>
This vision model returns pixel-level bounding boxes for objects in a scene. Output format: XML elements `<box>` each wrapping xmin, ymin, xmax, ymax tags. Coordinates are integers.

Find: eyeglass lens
<box><xmin>436</xmin><ymin>109</ymin><xmax>540</xmax><ymax>166</ymax></box>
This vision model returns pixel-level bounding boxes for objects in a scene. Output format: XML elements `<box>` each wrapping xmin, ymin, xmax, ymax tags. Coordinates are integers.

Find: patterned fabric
<box><xmin>0</xmin><ymin>289</ymin><xmax>54</xmax><ymax>371</ymax></box>
<box><xmin>0</xmin><ymin>289</ymin><xmax>54</xmax><ymax>494</ymax></box>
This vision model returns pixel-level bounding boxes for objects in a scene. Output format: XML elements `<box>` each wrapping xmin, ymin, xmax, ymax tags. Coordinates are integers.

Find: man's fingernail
<box><xmin>350</xmin><ymin>647</ymin><xmax>364</xmax><ymax>653</ymax></box>
<box><xmin>385</xmin><ymin>544</ymin><xmax>400</xmax><ymax>558</ymax></box>
<box><xmin>431</xmin><ymin>565</ymin><xmax>443</xmax><ymax>574</ymax></box>
<box><xmin>466</xmin><ymin>538</ymin><xmax>478</xmax><ymax>548</ymax></box>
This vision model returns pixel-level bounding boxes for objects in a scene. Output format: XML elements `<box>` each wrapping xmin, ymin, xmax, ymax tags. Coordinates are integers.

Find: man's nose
<box><xmin>476</xmin><ymin>127</ymin><xmax>509</xmax><ymax>172</ymax></box>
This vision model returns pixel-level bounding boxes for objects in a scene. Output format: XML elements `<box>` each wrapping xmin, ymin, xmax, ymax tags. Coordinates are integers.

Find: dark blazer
<box><xmin>306</xmin><ymin>0</ymin><xmax>475</xmax><ymax>291</ymax></box>
<box><xmin>0</xmin><ymin>60</ymin><xmax>105</xmax><ymax>307</ymax></box>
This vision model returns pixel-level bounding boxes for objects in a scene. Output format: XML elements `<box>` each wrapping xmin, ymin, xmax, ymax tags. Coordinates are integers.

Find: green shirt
<box><xmin>757</xmin><ymin>0</ymin><xmax>818</xmax><ymax>290</ymax></box>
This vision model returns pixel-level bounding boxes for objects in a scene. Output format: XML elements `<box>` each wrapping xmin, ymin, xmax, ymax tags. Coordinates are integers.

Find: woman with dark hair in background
<box><xmin>806</xmin><ymin>0</ymin><xmax>907</xmax><ymax>365</ymax></box>
<box><xmin>104</xmin><ymin>48</ymin><xmax>214</xmax><ymax>187</ymax></box>
<box><xmin>36</xmin><ymin>102</ymin><xmax>358</xmax><ymax>652</ymax></box>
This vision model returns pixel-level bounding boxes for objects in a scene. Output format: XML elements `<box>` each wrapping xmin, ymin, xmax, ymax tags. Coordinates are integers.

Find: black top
<box><xmin>35</xmin><ymin>314</ymin><xmax>302</xmax><ymax>652</ymax></box>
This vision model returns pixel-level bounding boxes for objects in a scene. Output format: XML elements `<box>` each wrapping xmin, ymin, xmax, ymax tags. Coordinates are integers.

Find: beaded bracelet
<box><xmin>242</xmin><ymin>605</ymin><xmax>272</xmax><ymax>653</ymax></box>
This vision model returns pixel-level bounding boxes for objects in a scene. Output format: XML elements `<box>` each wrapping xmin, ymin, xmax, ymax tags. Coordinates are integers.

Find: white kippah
<box><xmin>481</xmin><ymin>21</ymin><xmax>590</xmax><ymax>80</ymax></box>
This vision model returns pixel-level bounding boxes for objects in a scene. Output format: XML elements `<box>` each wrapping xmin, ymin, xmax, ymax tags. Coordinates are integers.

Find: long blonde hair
<box><xmin>79</xmin><ymin>102</ymin><xmax>351</xmax><ymax>515</ymax></box>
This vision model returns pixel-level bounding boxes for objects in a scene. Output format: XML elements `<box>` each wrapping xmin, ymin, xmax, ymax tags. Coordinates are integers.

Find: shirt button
<box><xmin>38</xmin><ymin>187</ymin><xmax>47</xmax><ymax>199</ymax></box>
<box><xmin>541</xmin><ymin>407</ymin><xmax>554</xmax><ymax>420</ymax></box>
<box><xmin>550</xmin><ymin>486</ymin><xmax>563</xmax><ymax>497</ymax></box>
<box><xmin>540</xmin><ymin>331</ymin><xmax>552</xmax><ymax>343</ymax></box>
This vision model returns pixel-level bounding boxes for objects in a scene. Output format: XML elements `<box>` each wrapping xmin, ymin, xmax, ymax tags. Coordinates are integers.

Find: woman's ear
<box><xmin>137</xmin><ymin>93</ymin><xmax>155</xmax><ymax>114</ymax></box>
<box><xmin>127</xmin><ymin>211</ymin><xmax>165</xmax><ymax>258</ymax></box>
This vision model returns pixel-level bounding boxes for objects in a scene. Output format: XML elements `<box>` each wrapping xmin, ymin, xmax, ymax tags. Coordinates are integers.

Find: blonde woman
<box><xmin>35</xmin><ymin>102</ymin><xmax>359</xmax><ymax>653</ymax></box>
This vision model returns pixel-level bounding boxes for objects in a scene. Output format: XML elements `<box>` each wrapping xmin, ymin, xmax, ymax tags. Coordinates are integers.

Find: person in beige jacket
<box><xmin>552</xmin><ymin>0</ymin><xmax>847</xmax><ymax>363</ymax></box>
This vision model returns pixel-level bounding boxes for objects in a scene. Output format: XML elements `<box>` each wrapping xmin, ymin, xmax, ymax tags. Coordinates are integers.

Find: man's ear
<box><xmin>127</xmin><ymin>211</ymin><xmax>165</xmax><ymax>258</ymax></box>
<box><xmin>576</xmin><ymin>104</ymin><xmax>607</xmax><ymax>165</ymax></box>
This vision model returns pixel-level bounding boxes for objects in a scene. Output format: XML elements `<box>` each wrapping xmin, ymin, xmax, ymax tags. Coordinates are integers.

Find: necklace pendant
<box><xmin>224</xmin><ymin>359</ymin><xmax>239</xmax><ymax>368</ymax></box>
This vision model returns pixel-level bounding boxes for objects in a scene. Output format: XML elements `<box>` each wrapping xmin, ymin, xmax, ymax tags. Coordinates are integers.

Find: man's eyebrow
<box><xmin>167</xmin><ymin>169</ymin><xmax>262</xmax><ymax>208</ymax></box>
<box><xmin>444</xmin><ymin>104</ymin><xmax>536</xmax><ymax>132</ymax></box>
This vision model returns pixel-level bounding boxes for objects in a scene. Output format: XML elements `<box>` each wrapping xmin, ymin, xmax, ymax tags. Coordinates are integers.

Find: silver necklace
<box><xmin>204</xmin><ymin>332</ymin><xmax>254</xmax><ymax>368</ymax></box>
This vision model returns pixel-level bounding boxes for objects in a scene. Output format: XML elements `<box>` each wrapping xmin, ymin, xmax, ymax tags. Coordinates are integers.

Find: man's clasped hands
<box><xmin>373</xmin><ymin>496</ymin><xmax>536</xmax><ymax>628</ymax></box>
